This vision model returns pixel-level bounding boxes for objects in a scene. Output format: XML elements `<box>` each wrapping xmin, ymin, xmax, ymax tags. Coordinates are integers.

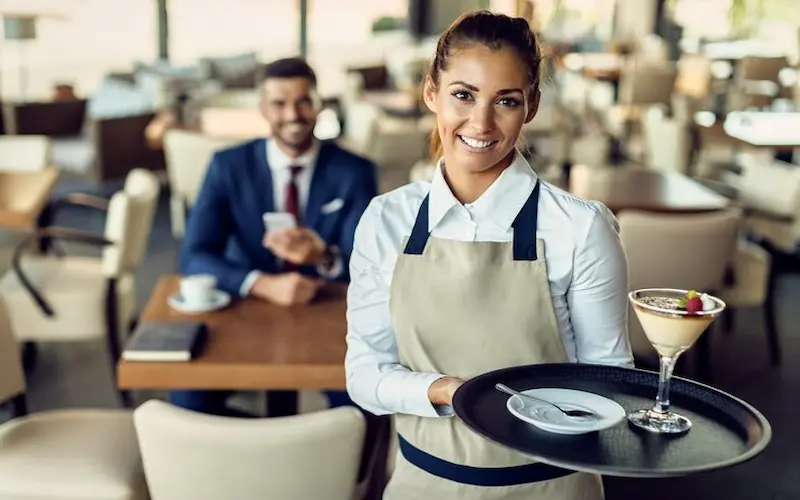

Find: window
<box><xmin>0</xmin><ymin>0</ymin><xmax>157</xmax><ymax>100</ymax></box>
<box><xmin>168</xmin><ymin>0</ymin><xmax>298</xmax><ymax>66</ymax></box>
<box><xmin>306</xmin><ymin>0</ymin><xmax>408</xmax><ymax>97</ymax></box>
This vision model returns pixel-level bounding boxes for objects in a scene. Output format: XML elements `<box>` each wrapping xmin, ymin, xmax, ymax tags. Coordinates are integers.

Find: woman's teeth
<box><xmin>459</xmin><ymin>135</ymin><xmax>495</xmax><ymax>149</ymax></box>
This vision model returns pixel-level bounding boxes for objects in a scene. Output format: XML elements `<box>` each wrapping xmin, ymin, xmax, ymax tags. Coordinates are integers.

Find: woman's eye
<box><xmin>498</xmin><ymin>97</ymin><xmax>521</xmax><ymax>107</ymax></box>
<box><xmin>452</xmin><ymin>91</ymin><xmax>472</xmax><ymax>101</ymax></box>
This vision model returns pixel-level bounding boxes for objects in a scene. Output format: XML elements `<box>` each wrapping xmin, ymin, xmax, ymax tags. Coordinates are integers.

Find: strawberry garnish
<box><xmin>679</xmin><ymin>290</ymin><xmax>703</xmax><ymax>313</ymax></box>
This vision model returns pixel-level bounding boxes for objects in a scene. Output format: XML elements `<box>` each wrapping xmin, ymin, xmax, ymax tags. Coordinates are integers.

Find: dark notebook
<box><xmin>122</xmin><ymin>321</ymin><xmax>208</xmax><ymax>362</ymax></box>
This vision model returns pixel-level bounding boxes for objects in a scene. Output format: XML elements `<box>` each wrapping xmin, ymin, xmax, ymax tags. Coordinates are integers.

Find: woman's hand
<box><xmin>428</xmin><ymin>377</ymin><xmax>465</xmax><ymax>406</ymax></box>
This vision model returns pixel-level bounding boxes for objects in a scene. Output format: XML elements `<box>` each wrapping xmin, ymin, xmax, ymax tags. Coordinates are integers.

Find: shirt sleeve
<box><xmin>345</xmin><ymin>198</ymin><xmax>453</xmax><ymax>418</ymax></box>
<box><xmin>566</xmin><ymin>203</ymin><xmax>634</xmax><ymax>368</ymax></box>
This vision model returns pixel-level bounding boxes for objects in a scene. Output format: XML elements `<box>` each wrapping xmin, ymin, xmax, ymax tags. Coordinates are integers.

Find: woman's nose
<box><xmin>469</xmin><ymin>102</ymin><xmax>494</xmax><ymax>133</ymax></box>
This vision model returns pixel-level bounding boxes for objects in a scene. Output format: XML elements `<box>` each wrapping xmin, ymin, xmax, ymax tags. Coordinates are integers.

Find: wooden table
<box><xmin>0</xmin><ymin>168</ymin><xmax>60</xmax><ymax>230</ymax></box>
<box><xmin>568</xmin><ymin>165</ymin><xmax>731</xmax><ymax>214</ymax></box>
<box><xmin>117</xmin><ymin>275</ymin><xmax>348</xmax><ymax>390</ymax></box>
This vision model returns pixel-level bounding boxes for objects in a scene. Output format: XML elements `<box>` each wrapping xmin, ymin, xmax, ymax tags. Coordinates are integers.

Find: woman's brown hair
<box><xmin>425</xmin><ymin>10</ymin><xmax>543</xmax><ymax>159</ymax></box>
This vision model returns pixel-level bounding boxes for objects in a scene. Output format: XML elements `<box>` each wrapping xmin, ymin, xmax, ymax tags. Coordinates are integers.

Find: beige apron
<box><xmin>383</xmin><ymin>182</ymin><xmax>603</xmax><ymax>499</ymax></box>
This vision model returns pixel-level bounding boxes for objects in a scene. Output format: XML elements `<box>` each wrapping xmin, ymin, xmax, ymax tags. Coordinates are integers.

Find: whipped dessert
<box><xmin>633</xmin><ymin>290</ymin><xmax>722</xmax><ymax>357</ymax></box>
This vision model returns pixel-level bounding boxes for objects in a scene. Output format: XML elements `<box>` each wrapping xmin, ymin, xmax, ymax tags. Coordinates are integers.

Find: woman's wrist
<box><xmin>428</xmin><ymin>377</ymin><xmax>464</xmax><ymax>406</ymax></box>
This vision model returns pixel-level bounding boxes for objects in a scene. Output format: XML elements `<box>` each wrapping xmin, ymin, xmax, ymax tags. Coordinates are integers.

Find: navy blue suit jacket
<box><xmin>179</xmin><ymin>139</ymin><xmax>378</xmax><ymax>294</ymax></box>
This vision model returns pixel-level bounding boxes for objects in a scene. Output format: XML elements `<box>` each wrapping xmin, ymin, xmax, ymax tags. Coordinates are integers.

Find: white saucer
<box><xmin>168</xmin><ymin>290</ymin><xmax>231</xmax><ymax>314</ymax></box>
<box><xmin>506</xmin><ymin>388</ymin><xmax>626</xmax><ymax>435</ymax></box>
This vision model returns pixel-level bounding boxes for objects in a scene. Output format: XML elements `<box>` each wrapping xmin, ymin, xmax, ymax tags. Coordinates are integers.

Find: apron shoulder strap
<box><xmin>511</xmin><ymin>180</ymin><xmax>541</xmax><ymax>261</ymax></box>
<box><xmin>403</xmin><ymin>194</ymin><xmax>430</xmax><ymax>255</ymax></box>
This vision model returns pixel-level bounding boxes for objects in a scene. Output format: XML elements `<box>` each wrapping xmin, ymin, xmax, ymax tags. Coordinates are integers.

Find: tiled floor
<box><xmin>2</xmin><ymin>179</ymin><xmax>798</xmax><ymax>500</ymax></box>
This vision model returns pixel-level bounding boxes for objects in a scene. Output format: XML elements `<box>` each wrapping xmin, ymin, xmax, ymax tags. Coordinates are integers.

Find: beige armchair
<box><xmin>133</xmin><ymin>400</ymin><xmax>365</xmax><ymax>500</ymax></box>
<box><xmin>737</xmin><ymin>155</ymin><xmax>800</xmax><ymax>252</ymax></box>
<box><xmin>0</xmin><ymin>301</ymin><xmax>147</xmax><ymax>500</ymax></box>
<box><xmin>0</xmin><ymin>136</ymin><xmax>51</xmax><ymax>171</ymax></box>
<box><xmin>163</xmin><ymin>130</ymin><xmax>244</xmax><ymax>238</ymax></box>
<box><xmin>0</xmin><ymin>169</ymin><xmax>160</xmax><ymax>406</ymax></box>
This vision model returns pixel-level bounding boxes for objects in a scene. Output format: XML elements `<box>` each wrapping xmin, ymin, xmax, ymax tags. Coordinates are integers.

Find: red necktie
<box><xmin>283</xmin><ymin>165</ymin><xmax>303</xmax><ymax>272</ymax></box>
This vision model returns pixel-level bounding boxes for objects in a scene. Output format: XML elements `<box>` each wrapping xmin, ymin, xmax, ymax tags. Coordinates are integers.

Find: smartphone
<box><xmin>262</xmin><ymin>212</ymin><xmax>297</xmax><ymax>233</ymax></box>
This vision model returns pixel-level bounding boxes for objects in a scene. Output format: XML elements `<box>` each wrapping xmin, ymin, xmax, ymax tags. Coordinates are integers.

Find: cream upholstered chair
<box><xmin>641</xmin><ymin>108</ymin><xmax>692</xmax><ymax>174</ymax></box>
<box><xmin>0</xmin><ymin>136</ymin><xmax>51</xmax><ymax>171</ymax></box>
<box><xmin>0</xmin><ymin>169</ymin><xmax>160</xmax><ymax>405</ymax></box>
<box><xmin>736</xmin><ymin>155</ymin><xmax>800</xmax><ymax>252</ymax></box>
<box><xmin>133</xmin><ymin>400</ymin><xmax>365</xmax><ymax>500</ymax></box>
<box><xmin>163</xmin><ymin>130</ymin><xmax>244</xmax><ymax>238</ymax></box>
<box><xmin>0</xmin><ymin>302</ymin><xmax>147</xmax><ymax>500</ymax></box>
<box><xmin>618</xmin><ymin>209</ymin><xmax>742</xmax><ymax>371</ymax></box>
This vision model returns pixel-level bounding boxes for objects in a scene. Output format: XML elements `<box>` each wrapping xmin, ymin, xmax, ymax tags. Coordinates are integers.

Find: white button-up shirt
<box><xmin>240</xmin><ymin>139</ymin><xmax>340</xmax><ymax>296</ymax></box>
<box><xmin>345</xmin><ymin>151</ymin><xmax>633</xmax><ymax>418</ymax></box>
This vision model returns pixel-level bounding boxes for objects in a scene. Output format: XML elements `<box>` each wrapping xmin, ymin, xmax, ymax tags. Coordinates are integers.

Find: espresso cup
<box><xmin>180</xmin><ymin>274</ymin><xmax>217</xmax><ymax>308</ymax></box>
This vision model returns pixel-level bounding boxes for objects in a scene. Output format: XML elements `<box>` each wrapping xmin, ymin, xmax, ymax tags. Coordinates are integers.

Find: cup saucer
<box><xmin>168</xmin><ymin>290</ymin><xmax>231</xmax><ymax>314</ymax></box>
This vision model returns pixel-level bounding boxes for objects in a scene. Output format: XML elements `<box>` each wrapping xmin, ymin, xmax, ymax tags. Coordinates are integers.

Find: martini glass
<box><xmin>628</xmin><ymin>288</ymin><xmax>726</xmax><ymax>434</ymax></box>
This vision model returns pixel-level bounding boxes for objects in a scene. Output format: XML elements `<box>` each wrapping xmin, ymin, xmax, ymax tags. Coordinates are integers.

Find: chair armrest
<box><xmin>12</xmin><ymin>227</ymin><xmax>113</xmax><ymax>317</ymax></box>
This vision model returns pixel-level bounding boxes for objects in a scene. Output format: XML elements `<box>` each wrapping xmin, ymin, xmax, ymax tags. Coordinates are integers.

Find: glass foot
<box><xmin>627</xmin><ymin>409</ymin><xmax>692</xmax><ymax>434</ymax></box>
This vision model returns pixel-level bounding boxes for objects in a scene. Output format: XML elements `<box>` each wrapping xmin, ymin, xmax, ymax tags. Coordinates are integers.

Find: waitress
<box><xmin>345</xmin><ymin>10</ymin><xmax>632</xmax><ymax>500</ymax></box>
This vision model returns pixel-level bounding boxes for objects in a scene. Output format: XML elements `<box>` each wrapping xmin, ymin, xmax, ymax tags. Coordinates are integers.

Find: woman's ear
<box><xmin>422</xmin><ymin>76</ymin><xmax>438</xmax><ymax>113</ymax></box>
<box><xmin>524</xmin><ymin>88</ymin><xmax>541</xmax><ymax>123</ymax></box>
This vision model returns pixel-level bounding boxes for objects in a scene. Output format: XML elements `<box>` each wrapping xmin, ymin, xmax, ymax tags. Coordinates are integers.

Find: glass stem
<box><xmin>652</xmin><ymin>355</ymin><xmax>679</xmax><ymax>414</ymax></box>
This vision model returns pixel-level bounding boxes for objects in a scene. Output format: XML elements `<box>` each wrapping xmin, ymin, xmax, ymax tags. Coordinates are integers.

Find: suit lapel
<box><xmin>252</xmin><ymin>139</ymin><xmax>274</xmax><ymax>215</ymax></box>
<box><xmin>304</xmin><ymin>141</ymin><xmax>334</xmax><ymax>230</ymax></box>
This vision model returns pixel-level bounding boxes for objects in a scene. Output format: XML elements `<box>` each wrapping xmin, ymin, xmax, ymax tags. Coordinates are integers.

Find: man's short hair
<box><xmin>262</xmin><ymin>57</ymin><xmax>317</xmax><ymax>86</ymax></box>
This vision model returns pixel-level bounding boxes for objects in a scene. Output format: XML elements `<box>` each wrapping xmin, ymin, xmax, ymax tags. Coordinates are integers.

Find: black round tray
<box><xmin>452</xmin><ymin>363</ymin><xmax>771</xmax><ymax>478</ymax></box>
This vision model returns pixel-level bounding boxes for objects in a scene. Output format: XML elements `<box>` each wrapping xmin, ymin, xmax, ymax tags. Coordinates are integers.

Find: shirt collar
<box><xmin>266</xmin><ymin>139</ymin><xmax>319</xmax><ymax>172</ymax></box>
<box><xmin>428</xmin><ymin>150</ymin><xmax>538</xmax><ymax>231</ymax></box>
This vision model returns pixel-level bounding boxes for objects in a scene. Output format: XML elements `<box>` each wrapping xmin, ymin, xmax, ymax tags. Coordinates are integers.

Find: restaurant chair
<box><xmin>641</xmin><ymin>107</ymin><xmax>692</xmax><ymax>174</ymax></box>
<box><xmin>163</xmin><ymin>130</ymin><xmax>244</xmax><ymax>239</ymax></box>
<box><xmin>0</xmin><ymin>135</ymin><xmax>51</xmax><ymax>172</ymax></box>
<box><xmin>0</xmin><ymin>169</ymin><xmax>160</xmax><ymax>406</ymax></box>
<box><xmin>133</xmin><ymin>400</ymin><xmax>365</xmax><ymax>500</ymax></box>
<box><xmin>619</xmin><ymin>208</ymin><xmax>742</xmax><ymax>378</ymax></box>
<box><xmin>0</xmin><ymin>300</ymin><xmax>148</xmax><ymax>500</ymax></box>
<box><xmin>736</xmin><ymin>155</ymin><xmax>800</xmax><ymax>253</ymax></box>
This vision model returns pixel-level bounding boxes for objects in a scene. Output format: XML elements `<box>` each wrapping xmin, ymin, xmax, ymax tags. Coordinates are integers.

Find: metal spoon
<box><xmin>495</xmin><ymin>383</ymin><xmax>600</xmax><ymax>420</ymax></box>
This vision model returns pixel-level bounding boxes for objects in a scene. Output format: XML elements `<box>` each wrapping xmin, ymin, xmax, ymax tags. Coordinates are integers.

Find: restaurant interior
<box><xmin>0</xmin><ymin>0</ymin><xmax>798</xmax><ymax>498</ymax></box>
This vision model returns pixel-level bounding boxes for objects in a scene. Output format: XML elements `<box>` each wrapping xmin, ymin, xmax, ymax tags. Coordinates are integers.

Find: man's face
<box><xmin>260</xmin><ymin>77</ymin><xmax>319</xmax><ymax>153</ymax></box>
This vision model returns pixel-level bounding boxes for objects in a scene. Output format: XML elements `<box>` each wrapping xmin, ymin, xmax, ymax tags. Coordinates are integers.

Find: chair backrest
<box><xmin>735</xmin><ymin>55</ymin><xmax>790</xmax><ymax>84</ymax></box>
<box><xmin>618</xmin><ymin>208</ymin><xmax>742</xmax><ymax>359</ymax></box>
<box><xmin>738</xmin><ymin>155</ymin><xmax>800</xmax><ymax>218</ymax></box>
<box><xmin>342</xmin><ymin>100</ymin><xmax>380</xmax><ymax>156</ymax></box>
<box><xmin>0</xmin><ymin>135</ymin><xmax>51</xmax><ymax>172</ymax></box>
<box><xmin>642</xmin><ymin>108</ymin><xmax>691</xmax><ymax>174</ymax></box>
<box><xmin>134</xmin><ymin>400</ymin><xmax>365</xmax><ymax>500</ymax></box>
<box><xmin>618</xmin><ymin>63</ymin><xmax>677</xmax><ymax>107</ymax></box>
<box><xmin>675</xmin><ymin>54</ymin><xmax>712</xmax><ymax>100</ymax></box>
<box><xmin>0</xmin><ymin>294</ymin><xmax>24</xmax><ymax>404</ymax></box>
<box><xmin>102</xmin><ymin>169</ymin><xmax>160</xmax><ymax>277</ymax></box>
<box><xmin>164</xmin><ymin>130</ymin><xmax>244</xmax><ymax>208</ymax></box>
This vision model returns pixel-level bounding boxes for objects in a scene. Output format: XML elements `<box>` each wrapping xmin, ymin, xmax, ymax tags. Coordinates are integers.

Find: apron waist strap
<box><xmin>398</xmin><ymin>435</ymin><xmax>576</xmax><ymax>487</ymax></box>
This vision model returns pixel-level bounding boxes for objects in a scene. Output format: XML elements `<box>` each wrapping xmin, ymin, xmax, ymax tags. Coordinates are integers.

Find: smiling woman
<box><xmin>345</xmin><ymin>9</ymin><xmax>631</xmax><ymax>500</ymax></box>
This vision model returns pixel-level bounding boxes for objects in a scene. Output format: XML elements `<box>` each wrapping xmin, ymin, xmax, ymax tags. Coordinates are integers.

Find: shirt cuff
<box><xmin>239</xmin><ymin>270</ymin><xmax>261</xmax><ymax>297</ymax></box>
<box><xmin>379</xmin><ymin>372</ymin><xmax>455</xmax><ymax>418</ymax></box>
<box><xmin>316</xmin><ymin>245</ymin><xmax>343</xmax><ymax>279</ymax></box>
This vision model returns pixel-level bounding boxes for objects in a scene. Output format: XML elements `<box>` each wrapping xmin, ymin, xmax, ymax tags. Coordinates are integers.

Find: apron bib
<box><xmin>384</xmin><ymin>182</ymin><xmax>603</xmax><ymax>500</ymax></box>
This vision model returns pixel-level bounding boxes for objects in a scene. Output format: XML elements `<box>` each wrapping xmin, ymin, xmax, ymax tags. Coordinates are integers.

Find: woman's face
<box><xmin>424</xmin><ymin>44</ymin><xmax>539</xmax><ymax>174</ymax></box>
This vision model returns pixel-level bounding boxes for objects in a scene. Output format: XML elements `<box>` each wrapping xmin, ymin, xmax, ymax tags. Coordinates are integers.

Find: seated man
<box><xmin>172</xmin><ymin>57</ymin><xmax>378</xmax><ymax>417</ymax></box>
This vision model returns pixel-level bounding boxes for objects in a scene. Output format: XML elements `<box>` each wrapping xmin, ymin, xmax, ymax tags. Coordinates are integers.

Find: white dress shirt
<box><xmin>239</xmin><ymin>140</ymin><xmax>340</xmax><ymax>296</ymax></box>
<box><xmin>345</xmin><ymin>151</ymin><xmax>633</xmax><ymax>418</ymax></box>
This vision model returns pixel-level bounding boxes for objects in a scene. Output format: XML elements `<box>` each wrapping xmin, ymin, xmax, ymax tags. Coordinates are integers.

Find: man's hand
<box><xmin>264</xmin><ymin>228</ymin><xmax>327</xmax><ymax>266</ymax></box>
<box><xmin>249</xmin><ymin>273</ymin><xmax>323</xmax><ymax>306</ymax></box>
